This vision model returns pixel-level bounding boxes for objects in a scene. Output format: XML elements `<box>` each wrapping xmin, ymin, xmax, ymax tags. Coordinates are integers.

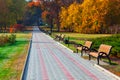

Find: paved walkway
<box><xmin>23</xmin><ymin>26</ymin><xmax>119</xmax><ymax>80</ymax></box>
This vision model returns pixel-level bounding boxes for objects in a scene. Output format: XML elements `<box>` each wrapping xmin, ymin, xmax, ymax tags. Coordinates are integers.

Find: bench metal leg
<box><xmin>107</xmin><ymin>56</ymin><xmax>111</xmax><ymax>65</ymax></box>
<box><xmin>89</xmin><ymin>55</ymin><xmax>91</xmax><ymax>60</ymax></box>
<box><xmin>76</xmin><ymin>49</ymin><xmax>78</xmax><ymax>53</ymax></box>
<box><xmin>81</xmin><ymin>50</ymin><xmax>83</xmax><ymax>56</ymax></box>
<box><xmin>97</xmin><ymin>57</ymin><xmax>100</xmax><ymax>65</ymax></box>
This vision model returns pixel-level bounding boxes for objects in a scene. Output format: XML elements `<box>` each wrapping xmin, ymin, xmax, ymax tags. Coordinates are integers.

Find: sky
<box><xmin>25</xmin><ymin>0</ymin><xmax>30</xmax><ymax>2</ymax></box>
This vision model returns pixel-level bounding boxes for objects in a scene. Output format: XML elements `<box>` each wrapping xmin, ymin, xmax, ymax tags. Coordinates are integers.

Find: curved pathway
<box><xmin>22</xmin><ymin>26</ymin><xmax>119</xmax><ymax>80</ymax></box>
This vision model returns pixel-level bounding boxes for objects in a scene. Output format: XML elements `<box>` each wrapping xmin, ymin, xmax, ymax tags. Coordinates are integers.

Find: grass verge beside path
<box><xmin>0</xmin><ymin>33</ymin><xmax>32</xmax><ymax>80</ymax></box>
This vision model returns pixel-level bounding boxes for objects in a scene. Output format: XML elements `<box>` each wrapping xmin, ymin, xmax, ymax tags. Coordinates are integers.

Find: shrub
<box><xmin>92</xmin><ymin>34</ymin><xmax>120</xmax><ymax>57</ymax></box>
<box><xmin>0</xmin><ymin>36</ymin><xmax>4</xmax><ymax>46</ymax></box>
<box><xmin>9</xmin><ymin>28</ymin><xmax>15</xmax><ymax>33</ymax></box>
<box><xmin>0</xmin><ymin>34</ymin><xmax>16</xmax><ymax>46</ymax></box>
<box><xmin>8</xmin><ymin>34</ymin><xmax>16</xmax><ymax>44</ymax></box>
<box><xmin>14</xmin><ymin>24</ymin><xmax>24</xmax><ymax>32</ymax></box>
<box><xmin>64</xmin><ymin>38</ymin><xmax>69</xmax><ymax>44</ymax></box>
<box><xmin>0</xmin><ymin>35</ymin><xmax>9</xmax><ymax>46</ymax></box>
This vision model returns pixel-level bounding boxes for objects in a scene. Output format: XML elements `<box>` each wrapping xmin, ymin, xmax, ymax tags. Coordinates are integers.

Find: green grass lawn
<box><xmin>52</xmin><ymin>32</ymin><xmax>111</xmax><ymax>38</ymax></box>
<box><xmin>0</xmin><ymin>33</ymin><xmax>32</xmax><ymax>80</ymax></box>
<box><xmin>52</xmin><ymin>32</ymin><xmax>120</xmax><ymax>56</ymax></box>
<box><xmin>51</xmin><ymin>32</ymin><xmax>112</xmax><ymax>50</ymax></box>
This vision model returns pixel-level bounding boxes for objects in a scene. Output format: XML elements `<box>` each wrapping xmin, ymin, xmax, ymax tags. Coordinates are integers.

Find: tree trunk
<box><xmin>57</xmin><ymin>22</ymin><xmax>60</xmax><ymax>32</ymax></box>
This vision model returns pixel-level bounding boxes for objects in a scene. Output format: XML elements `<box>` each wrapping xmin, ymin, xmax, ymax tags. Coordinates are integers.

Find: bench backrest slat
<box><xmin>61</xmin><ymin>34</ymin><xmax>65</xmax><ymax>38</ymax></box>
<box><xmin>58</xmin><ymin>34</ymin><xmax>61</xmax><ymax>36</ymax></box>
<box><xmin>98</xmin><ymin>44</ymin><xmax>112</xmax><ymax>55</ymax></box>
<box><xmin>84</xmin><ymin>41</ymin><xmax>92</xmax><ymax>48</ymax></box>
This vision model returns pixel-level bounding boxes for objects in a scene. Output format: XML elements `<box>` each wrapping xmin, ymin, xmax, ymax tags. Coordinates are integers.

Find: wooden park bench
<box><xmin>88</xmin><ymin>44</ymin><xmax>112</xmax><ymax>65</ymax></box>
<box><xmin>74</xmin><ymin>41</ymin><xmax>93</xmax><ymax>56</ymax></box>
<box><xmin>54</xmin><ymin>34</ymin><xmax>61</xmax><ymax>40</ymax></box>
<box><xmin>54</xmin><ymin>34</ymin><xmax>65</xmax><ymax>42</ymax></box>
<box><xmin>59</xmin><ymin>34</ymin><xmax>65</xmax><ymax>42</ymax></box>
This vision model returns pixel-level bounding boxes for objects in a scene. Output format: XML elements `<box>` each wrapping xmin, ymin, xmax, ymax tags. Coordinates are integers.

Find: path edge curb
<box><xmin>94</xmin><ymin>64</ymin><xmax>120</xmax><ymax>80</ymax></box>
<box><xmin>20</xmin><ymin>33</ymin><xmax>33</xmax><ymax>80</ymax></box>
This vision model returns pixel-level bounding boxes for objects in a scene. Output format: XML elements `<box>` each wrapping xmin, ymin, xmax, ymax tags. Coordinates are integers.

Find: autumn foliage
<box><xmin>9</xmin><ymin>24</ymin><xmax>24</xmax><ymax>33</ymax></box>
<box><xmin>41</xmin><ymin>11</ymin><xmax>51</xmax><ymax>25</ymax></box>
<box><xmin>60</xmin><ymin>2</ymin><xmax>82</xmax><ymax>32</ymax></box>
<box><xmin>28</xmin><ymin>2</ymin><xmax>41</xmax><ymax>7</ymax></box>
<box><xmin>59</xmin><ymin>0</ymin><xmax>120</xmax><ymax>33</ymax></box>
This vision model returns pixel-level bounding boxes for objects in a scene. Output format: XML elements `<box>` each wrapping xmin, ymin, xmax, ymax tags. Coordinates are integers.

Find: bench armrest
<box><xmin>82</xmin><ymin>46</ymin><xmax>90</xmax><ymax>51</ymax></box>
<box><xmin>74</xmin><ymin>43</ymin><xmax>83</xmax><ymax>48</ymax></box>
<box><xmin>98</xmin><ymin>52</ymin><xmax>108</xmax><ymax>56</ymax></box>
<box><xmin>90</xmin><ymin>48</ymin><xmax>98</xmax><ymax>52</ymax></box>
<box><xmin>77</xmin><ymin>44</ymin><xmax>83</xmax><ymax>47</ymax></box>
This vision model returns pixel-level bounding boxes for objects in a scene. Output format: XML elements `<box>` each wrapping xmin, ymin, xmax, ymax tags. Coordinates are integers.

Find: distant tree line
<box><xmin>26</xmin><ymin>0</ymin><xmax>120</xmax><ymax>34</ymax></box>
<box><xmin>41</xmin><ymin>0</ymin><xmax>120</xmax><ymax>34</ymax></box>
<box><xmin>0</xmin><ymin>0</ymin><xmax>26</xmax><ymax>32</ymax></box>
